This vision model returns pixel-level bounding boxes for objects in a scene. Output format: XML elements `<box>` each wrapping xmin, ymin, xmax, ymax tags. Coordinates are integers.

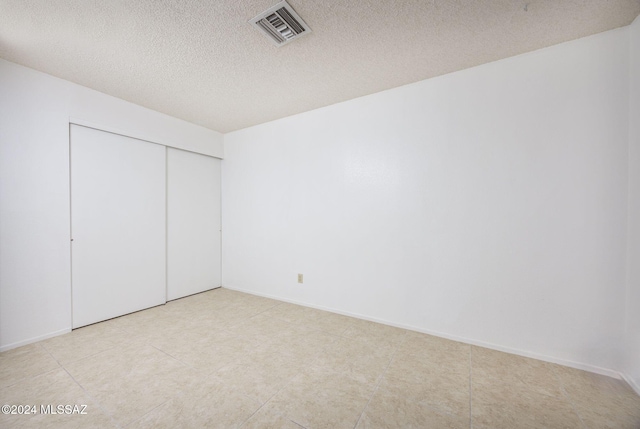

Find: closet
<box><xmin>70</xmin><ymin>124</ymin><xmax>221</xmax><ymax>328</ymax></box>
<box><xmin>167</xmin><ymin>147</ymin><xmax>221</xmax><ymax>301</ymax></box>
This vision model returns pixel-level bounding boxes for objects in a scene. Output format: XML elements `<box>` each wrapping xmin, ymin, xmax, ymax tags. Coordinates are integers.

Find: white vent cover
<box><xmin>249</xmin><ymin>1</ymin><xmax>311</xmax><ymax>47</ymax></box>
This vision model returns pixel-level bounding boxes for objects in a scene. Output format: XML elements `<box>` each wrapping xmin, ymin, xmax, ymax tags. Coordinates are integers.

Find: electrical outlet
<box><xmin>297</xmin><ymin>273</ymin><xmax>303</xmax><ymax>284</ymax></box>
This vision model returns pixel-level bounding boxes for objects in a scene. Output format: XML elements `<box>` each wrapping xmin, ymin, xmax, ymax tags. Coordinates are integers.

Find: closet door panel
<box><xmin>71</xmin><ymin>125</ymin><xmax>166</xmax><ymax>328</ymax></box>
<box><xmin>167</xmin><ymin>148</ymin><xmax>221</xmax><ymax>300</ymax></box>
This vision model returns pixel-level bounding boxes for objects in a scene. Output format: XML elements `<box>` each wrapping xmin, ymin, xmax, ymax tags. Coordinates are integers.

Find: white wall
<box><xmin>626</xmin><ymin>15</ymin><xmax>640</xmax><ymax>392</ymax></box>
<box><xmin>223</xmin><ymin>28</ymin><xmax>630</xmax><ymax>374</ymax></box>
<box><xmin>0</xmin><ymin>58</ymin><xmax>223</xmax><ymax>351</ymax></box>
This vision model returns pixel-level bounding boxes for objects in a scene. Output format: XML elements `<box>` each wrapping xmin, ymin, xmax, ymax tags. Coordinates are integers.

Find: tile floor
<box><xmin>1</xmin><ymin>287</ymin><xmax>639</xmax><ymax>428</ymax></box>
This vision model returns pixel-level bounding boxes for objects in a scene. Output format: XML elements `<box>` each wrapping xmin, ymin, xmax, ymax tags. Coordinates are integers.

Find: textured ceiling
<box><xmin>1</xmin><ymin>1</ymin><xmax>639</xmax><ymax>133</ymax></box>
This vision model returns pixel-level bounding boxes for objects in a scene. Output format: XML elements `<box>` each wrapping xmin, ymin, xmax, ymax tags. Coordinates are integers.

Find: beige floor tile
<box><xmin>2</xmin><ymin>288</ymin><xmax>636</xmax><ymax>429</ymax></box>
<box><xmin>266</xmin><ymin>365</ymin><xmax>377</xmax><ymax>429</ymax></box>
<box><xmin>471</xmin><ymin>346</ymin><xmax>564</xmax><ymax>398</ymax></box>
<box><xmin>342</xmin><ymin>319</ymin><xmax>408</xmax><ymax>351</ymax></box>
<box><xmin>213</xmin><ymin>305</ymin><xmax>271</xmax><ymax>328</ymax></box>
<box><xmin>263</xmin><ymin>331</ymin><xmax>339</xmax><ymax>363</ymax></box>
<box><xmin>41</xmin><ymin>323</ymin><xmax>135</xmax><ymax>365</ymax></box>
<box><xmin>214</xmin><ymin>344</ymin><xmax>306</xmax><ymax>404</ymax></box>
<box><xmin>227</xmin><ymin>313</ymin><xmax>312</xmax><ymax>344</ymax></box>
<box><xmin>392</xmin><ymin>341</ymin><xmax>470</xmax><ymax>379</ymax></box>
<box><xmin>228</xmin><ymin>312</ymin><xmax>339</xmax><ymax>362</ymax></box>
<box><xmin>400</xmin><ymin>331</ymin><xmax>470</xmax><ymax>359</ymax></box>
<box><xmin>164</xmin><ymin>306</ymin><xmax>229</xmax><ymax>331</ymax></box>
<box><xmin>214</xmin><ymin>289</ymin><xmax>278</xmax><ymax>311</ymax></box>
<box><xmin>554</xmin><ymin>365</ymin><xmax>636</xmax><ymax>399</ymax></box>
<box><xmin>64</xmin><ymin>344</ymin><xmax>201</xmax><ymax>426</ymax></box>
<box><xmin>176</xmin><ymin>295</ymin><xmax>239</xmax><ymax>317</ymax></box>
<box><xmin>235</xmin><ymin>297</ymin><xmax>281</xmax><ymax>315</ymax></box>
<box><xmin>240</xmin><ymin>403</ymin><xmax>303</xmax><ymax>429</ymax></box>
<box><xmin>472</xmin><ymin>376</ymin><xmax>583</xmax><ymax>429</ymax></box>
<box><xmin>103</xmin><ymin>308</ymin><xmax>190</xmax><ymax>343</ymax></box>
<box><xmin>356</xmin><ymin>388</ymin><xmax>469</xmax><ymax>429</ymax></box>
<box><xmin>295</xmin><ymin>328</ymin><xmax>340</xmax><ymax>352</ymax></box>
<box><xmin>264</xmin><ymin>303</ymin><xmax>354</xmax><ymax>336</ymax></box>
<box><xmin>127</xmin><ymin>375</ymin><xmax>261</xmax><ymax>429</ymax></box>
<box><xmin>164</xmin><ymin>291</ymin><xmax>279</xmax><ymax>332</ymax></box>
<box><xmin>156</xmin><ymin>334</ymin><xmax>258</xmax><ymax>375</ymax></box>
<box><xmin>204</xmin><ymin>288</ymin><xmax>280</xmax><ymax>315</ymax></box>
<box><xmin>379</xmin><ymin>368</ymin><xmax>470</xmax><ymax>419</ymax></box>
<box><xmin>217</xmin><ymin>293</ymin><xmax>267</xmax><ymax>309</ymax></box>
<box><xmin>206</xmin><ymin>287</ymin><xmax>239</xmax><ymax>298</ymax></box>
<box><xmin>262</xmin><ymin>302</ymin><xmax>316</xmax><ymax>324</ymax></box>
<box><xmin>382</xmin><ymin>341</ymin><xmax>470</xmax><ymax>418</ymax></box>
<box><xmin>305</xmin><ymin>311</ymin><xmax>354</xmax><ymax>336</ymax></box>
<box><xmin>311</xmin><ymin>337</ymin><xmax>395</xmax><ymax>385</ymax></box>
<box><xmin>0</xmin><ymin>368</ymin><xmax>116</xmax><ymax>429</ymax></box>
<box><xmin>554</xmin><ymin>366</ymin><xmax>640</xmax><ymax>428</ymax></box>
<box><xmin>147</xmin><ymin>324</ymin><xmax>236</xmax><ymax>354</ymax></box>
<box><xmin>0</xmin><ymin>344</ymin><xmax>60</xmax><ymax>388</ymax></box>
<box><xmin>576</xmin><ymin>398</ymin><xmax>640</xmax><ymax>429</ymax></box>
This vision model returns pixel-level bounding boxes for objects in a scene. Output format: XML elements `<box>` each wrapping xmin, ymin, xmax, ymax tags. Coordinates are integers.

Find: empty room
<box><xmin>1</xmin><ymin>0</ymin><xmax>640</xmax><ymax>428</ymax></box>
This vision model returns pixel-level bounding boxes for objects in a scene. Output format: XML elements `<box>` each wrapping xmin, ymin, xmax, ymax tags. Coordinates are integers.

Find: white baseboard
<box><xmin>621</xmin><ymin>372</ymin><xmax>640</xmax><ymax>396</ymax></box>
<box><xmin>0</xmin><ymin>328</ymin><xmax>71</xmax><ymax>352</ymax></box>
<box><xmin>223</xmin><ymin>284</ymin><xmax>622</xmax><ymax>380</ymax></box>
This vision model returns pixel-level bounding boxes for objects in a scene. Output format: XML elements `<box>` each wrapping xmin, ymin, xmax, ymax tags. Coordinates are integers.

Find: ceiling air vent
<box><xmin>249</xmin><ymin>1</ymin><xmax>311</xmax><ymax>47</ymax></box>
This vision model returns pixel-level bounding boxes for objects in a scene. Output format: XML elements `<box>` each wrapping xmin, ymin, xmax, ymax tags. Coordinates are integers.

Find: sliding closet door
<box><xmin>167</xmin><ymin>148</ymin><xmax>221</xmax><ymax>300</ymax></box>
<box><xmin>71</xmin><ymin>125</ymin><xmax>166</xmax><ymax>328</ymax></box>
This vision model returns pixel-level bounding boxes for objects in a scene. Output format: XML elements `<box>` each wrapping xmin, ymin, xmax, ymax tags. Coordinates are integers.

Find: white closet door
<box><xmin>71</xmin><ymin>125</ymin><xmax>166</xmax><ymax>328</ymax></box>
<box><xmin>167</xmin><ymin>148</ymin><xmax>221</xmax><ymax>300</ymax></box>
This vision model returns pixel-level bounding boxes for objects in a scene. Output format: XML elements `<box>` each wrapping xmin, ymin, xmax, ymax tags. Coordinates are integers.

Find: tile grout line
<box><xmin>64</xmin><ymin>335</ymin><xmax>209</xmax><ymax>427</ymax></box>
<box><xmin>236</xmin><ymin>403</ymin><xmax>267</xmax><ymax>428</ymax></box>
<box><xmin>550</xmin><ymin>365</ymin><xmax>589</xmax><ymax>429</ymax></box>
<box><xmin>147</xmin><ymin>343</ymin><xmax>202</xmax><ymax>373</ymax></box>
<box><xmin>124</xmin><ymin>397</ymin><xmax>174</xmax><ymax>428</ymax></box>
<box><xmin>352</xmin><ymin>331</ymin><xmax>408</xmax><ymax>429</ymax></box>
<box><xmin>211</xmin><ymin>301</ymin><xmax>322</xmax><ymax>429</ymax></box>
<box><xmin>62</xmin><ymin>368</ymin><xmax>123</xmax><ymax>429</ymax></box>
<box><xmin>39</xmin><ymin>344</ymin><xmax>123</xmax><ymax>429</ymax></box>
<box><xmin>219</xmin><ymin>301</ymin><xmax>286</xmax><ymax>331</ymax></box>
<box><xmin>43</xmin><ymin>342</ymin><xmax>124</xmax><ymax>368</ymax></box>
<box><xmin>180</xmin><ymin>304</ymin><xmax>280</xmax><ymax>428</ymax></box>
<box><xmin>0</xmin><ymin>344</ymin><xmax>64</xmax><ymax>389</ymax></box>
<box><xmin>236</xmin><ymin>315</ymin><xmax>357</xmax><ymax>429</ymax></box>
<box><xmin>228</xmin><ymin>355</ymin><xmax>310</xmax><ymax>428</ymax></box>
<box><xmin>146</xmin><ymin>302</ymin><xmax>289</xmax><ymax>428</ymax></box>
<box><xmin>238</xmin><ymin>399</ymin><xmax>308</xmax><ymax>429</ymax></box>
<box><xmin>224</xmin><ymin>304</ymin><xmax>348</xmax><ymax>352</ymax></box>
<box><xmin>282</xmin><ymin>328</ymin><xmax>383</xmax><ymax>428</ymax></box>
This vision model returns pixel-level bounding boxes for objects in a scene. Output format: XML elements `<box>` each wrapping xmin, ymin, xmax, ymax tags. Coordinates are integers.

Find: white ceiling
<box><xmin>1</xmin><ymin>0</ymin><xmax>639</xmax><ymax>133</ymax></box>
